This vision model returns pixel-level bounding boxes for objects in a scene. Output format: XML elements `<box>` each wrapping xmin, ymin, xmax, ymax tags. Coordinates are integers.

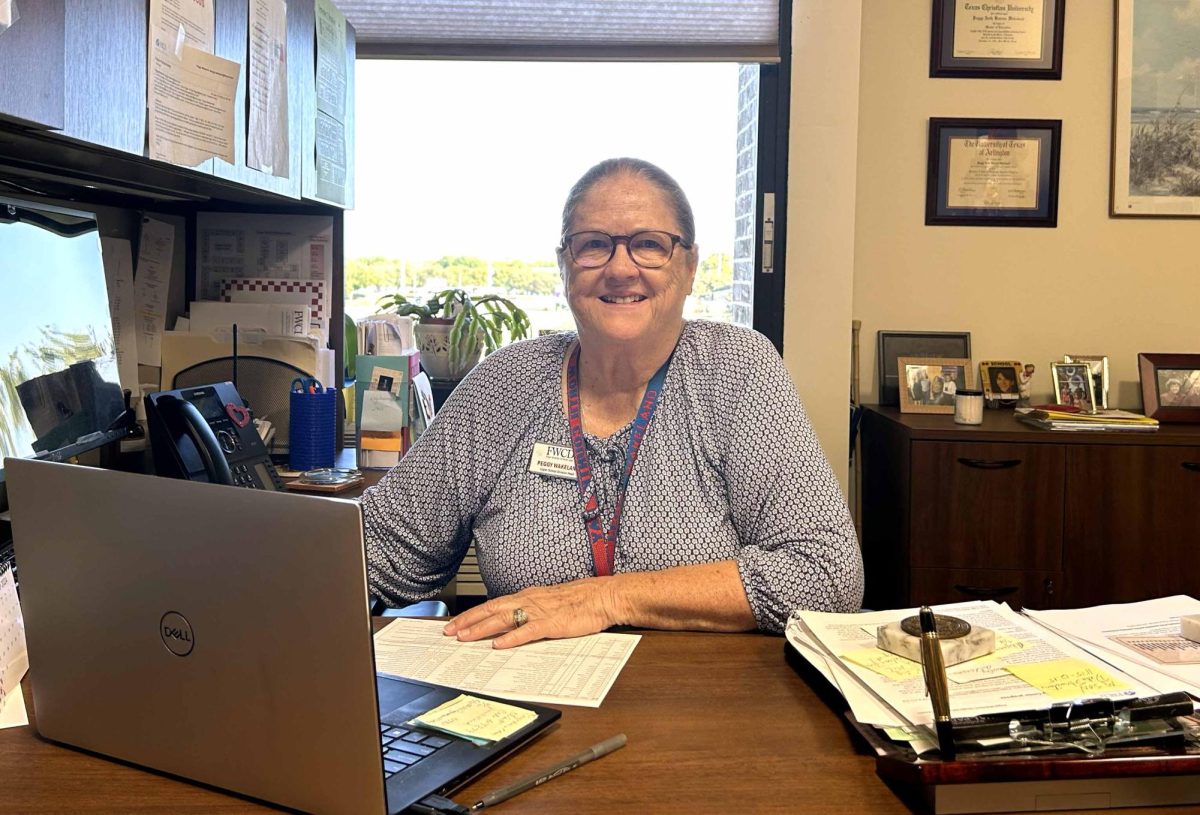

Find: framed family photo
<box><xmin>1063</xmin><ymin>354</ymin><xmax>1110</xmax><ymax>409</ymax></box>
<box><xmin>930</xmin><ymin>0</ymin><xmax>1065</xmax><ymax>79</ymax></box>
<box><xmin>1112</xmin><ymin>0</ymin><xmax>1200</xmax><ymax>216</ymax></box>
<box><xmin>897</xmin><ymin>356</ymin><xmax>972</xmax><ymax>415</ymax></box>
<box><xmin>926</xmin><ymin>118</ymin><xmax>1062</xmax><ymax>227</ymax></box>
<box><xmin>1051</xmin><ymin>362</ymin><xmax>1097</xmax><ymax>413</ymax></box>
<box><xmin>1138</xmin><ymin>353</ymin><xmax>1200</xmax><ymax>422</ymax></box>
<box><xmin>876</xmin><ymin>330</ymin><xmax>971</xmax><ymax>406</ymax></box>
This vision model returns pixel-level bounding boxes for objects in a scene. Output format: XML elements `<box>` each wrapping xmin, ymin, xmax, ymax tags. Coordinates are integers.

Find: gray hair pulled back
<box><xmin>560</xmin><ymin>158</ymin><xmax>696</xmax><ymax>247</ymax></box>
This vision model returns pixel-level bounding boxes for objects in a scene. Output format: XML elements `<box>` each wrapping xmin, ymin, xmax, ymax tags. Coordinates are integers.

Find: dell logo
<box><xmin>160</xmin><ymin>611</ymin><xmax>195</xmax><ymax>657</ymax></box>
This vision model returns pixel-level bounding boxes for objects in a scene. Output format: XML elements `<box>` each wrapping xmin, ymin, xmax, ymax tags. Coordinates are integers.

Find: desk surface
<box><xmin>0</xmin><ymin>627</ymin><xmax>1175</xmax><ymax>814</ymax></box>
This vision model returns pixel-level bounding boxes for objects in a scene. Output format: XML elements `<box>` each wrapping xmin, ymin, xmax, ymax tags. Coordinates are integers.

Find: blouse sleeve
<box><xmin>361</xmin><ymin>380</ymin><xmax>485</xmax><ymax>605</ymax></box>
<box><xmin>722</xmin><ymin>335</ymin><xmax>864</xmax><ymax>630</ymax></box>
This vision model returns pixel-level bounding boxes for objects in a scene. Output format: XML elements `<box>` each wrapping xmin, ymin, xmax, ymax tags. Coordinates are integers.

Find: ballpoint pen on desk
<box><xmin>919</xmin><ymin>606</ymin><xmax>956</xmax><ymax>761</ymax></box>
<box><xmin>469</xmin><ymin>734</ymin><xmax>627</xmax><ymax>810</ymax></box>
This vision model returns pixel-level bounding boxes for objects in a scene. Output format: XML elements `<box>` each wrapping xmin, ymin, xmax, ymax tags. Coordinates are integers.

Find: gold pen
<box><xmin>919</xmin><ymin>606</ymin><xmax>955</xmax><ymax>761</ymax></box>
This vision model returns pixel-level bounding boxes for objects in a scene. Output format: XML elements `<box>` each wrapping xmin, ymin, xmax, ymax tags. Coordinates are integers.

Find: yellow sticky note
<box><xmin>1006</xmin><ymin>658</ymin><xmax>1131</xmax><ymax>701</ymax></box>
<box><xmin>411</xmin><ymin>694</ymin><xmax>536</xmax><ymax>744</ymax></box>
<box><xmin>842</xmin><ymin>647</ymin><xmax>924</xmax><ymax>682</ymax></box>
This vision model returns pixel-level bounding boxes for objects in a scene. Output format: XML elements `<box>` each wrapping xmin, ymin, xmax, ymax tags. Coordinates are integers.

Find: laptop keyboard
<box><xmin>380</xmin><ymin>725</ymin><xmax>455</xmax><ymax>777</ymax></box>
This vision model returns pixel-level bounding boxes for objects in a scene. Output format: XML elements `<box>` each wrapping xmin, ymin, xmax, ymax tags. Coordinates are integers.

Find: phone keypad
<box><xmin>231</xmin><ymin>463</ymin><xmax>259</xmax><ymax>488</ymax></box>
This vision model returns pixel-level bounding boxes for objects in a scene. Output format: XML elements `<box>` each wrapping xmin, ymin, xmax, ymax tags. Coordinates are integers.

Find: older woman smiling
<box><xmin>362</xmin><ymin>157</ymin><xmax>862</xmax><ymax>648</ymax></box>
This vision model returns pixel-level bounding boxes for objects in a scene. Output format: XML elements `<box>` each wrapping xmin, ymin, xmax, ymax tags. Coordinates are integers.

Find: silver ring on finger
<box><xmin>512</xmin><ymin>607</ymin><xmax>528</xmax><ymax>628</ymax></box>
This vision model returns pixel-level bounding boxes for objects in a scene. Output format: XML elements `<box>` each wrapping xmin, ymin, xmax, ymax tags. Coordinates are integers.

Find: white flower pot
<box><xmin>414</xmin><ymin>320</ymin><xmax>483</xmax><ymax>380</ymax></box>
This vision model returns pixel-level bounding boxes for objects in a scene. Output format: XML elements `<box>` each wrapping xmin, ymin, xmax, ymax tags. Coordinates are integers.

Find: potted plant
<box><xmin>377</xmin><ymin>288</ymin><xmax>531</xmax><ymax>380</ymax></box>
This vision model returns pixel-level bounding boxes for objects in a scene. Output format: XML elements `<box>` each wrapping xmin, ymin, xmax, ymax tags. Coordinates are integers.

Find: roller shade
<box><xmin>339</xmin><ymin>1</ymin><xmax>780</xmax><ymax>62</ymax></box>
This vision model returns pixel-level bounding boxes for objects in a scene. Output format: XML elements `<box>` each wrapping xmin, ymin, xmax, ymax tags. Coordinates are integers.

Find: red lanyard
<box><xmin>565</xmin><ymin>345</ymin><xmax>671</xmax><ymax>576</ymax></box>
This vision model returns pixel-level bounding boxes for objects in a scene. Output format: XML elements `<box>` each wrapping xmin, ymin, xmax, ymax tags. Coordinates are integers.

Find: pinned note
<box><xmin>842</xmin><ymin>647</ymin><xmax>924</xmax><ymax>682</ymax></box>
<box><xmin>1006</xmin><ymin>658</ymin><xmax>1131</xmax><ymax>700</ymax></box>
<box><xmin>410</xmin><ymin>694</ymin><xmax>537</xmax><ymax>745</ymax></box>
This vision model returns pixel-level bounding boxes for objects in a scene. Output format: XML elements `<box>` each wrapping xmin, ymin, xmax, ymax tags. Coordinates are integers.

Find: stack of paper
<box><xmin>1015</xmin><ymin>407</ymin><xmax>1159</xmax><ymax>432</ymax></box>
<box><xmin>787</xmin><ymin>600</ymin><xmax>1195</xmax><ymax>754</ymax></box>
<box><xmin>1024</xmin><ymin>596</ymin><xmax>1200</xmax><ymax>698</ymax></box>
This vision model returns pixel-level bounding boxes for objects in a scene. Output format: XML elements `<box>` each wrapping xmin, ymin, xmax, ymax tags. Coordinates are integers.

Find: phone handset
<box><xmin>164</xmin><ymin>395</ymin><xmax>234</xmax><ymax>485</ymax></box>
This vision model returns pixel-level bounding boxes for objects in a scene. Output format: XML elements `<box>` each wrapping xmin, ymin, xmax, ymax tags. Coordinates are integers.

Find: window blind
<box><xmin>339</xmin><ymin>1</ymin><xmax>780</xmax><ymax>62</ymax></box>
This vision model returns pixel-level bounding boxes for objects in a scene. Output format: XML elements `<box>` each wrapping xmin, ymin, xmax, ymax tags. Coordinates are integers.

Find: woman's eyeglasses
<box><xmin>560</xmin><ymin>230</ymin><xmax>690</xmax><ymax>269</ymax></box>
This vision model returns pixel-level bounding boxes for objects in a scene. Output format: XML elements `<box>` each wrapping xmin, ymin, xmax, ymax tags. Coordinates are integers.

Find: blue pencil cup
<box><xmin>289</xmin><ymin>386</ymin><xmax>337</xmax><ymax>471</ymax></box>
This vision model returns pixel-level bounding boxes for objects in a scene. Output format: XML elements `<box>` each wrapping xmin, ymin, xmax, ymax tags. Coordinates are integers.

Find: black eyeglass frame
<box><xmin>559</xmin><ymin>230</ymin><xmax>693</xmax><ymax>269</ymax></box>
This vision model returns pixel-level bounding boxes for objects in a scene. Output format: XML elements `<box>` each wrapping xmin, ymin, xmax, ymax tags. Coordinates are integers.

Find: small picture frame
<box><xmin>930</xmin><ymin>0</ymin><xmax>1065</xmax><ymax>80</ymax></box>
<box><xmin>876</xmin><ymin>330</ymin><xmax>971</xmax><ymax>406</ymax></box>
<box><xmin>1138</xmin><ymin>353</ymin><xmax>1200</xmax><ymax>422</ymax></box>
<box><xmin>897</xmin><ymin>357</ymin><xmax>972</xmax><ymax>415</ymax></box>
<box><xmin>1063</xmin><ymin>354</ymin><xmax>1109</xmax><ymax>410</ymax></box>
<box><xmin>979</xmin><ymin>360</ymin><xmax>1022</xmax><ymax>402</ymax></box>
<box><xmin>926</xmin><ymin>118</ymin><xmax>1062</xmax><ymax>227</ymax></box>
<box><xmin>1051</xmin><ymin>362</ymin><xmax>1097</xmax><ymax>413</ymax></box>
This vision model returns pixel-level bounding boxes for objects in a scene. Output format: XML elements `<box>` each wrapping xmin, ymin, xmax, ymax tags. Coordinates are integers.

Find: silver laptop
<box><xmin>4</xmin><ymin>457</ymin><xmax>558</xmax><ymax>814</ymax></box>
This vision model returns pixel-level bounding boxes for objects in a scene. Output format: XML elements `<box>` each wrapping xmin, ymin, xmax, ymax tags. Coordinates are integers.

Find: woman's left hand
<box><xmin>443</xmin><ymin>577</ymin><xmax>619</xmax><ymax>648</ymax></box>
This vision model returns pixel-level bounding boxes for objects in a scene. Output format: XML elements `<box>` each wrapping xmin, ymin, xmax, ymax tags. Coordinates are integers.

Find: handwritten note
<box><xmin>1006</xmin><ymin>658</ymin><xmax>1131</xmax><ymax>701</ymax></box>
<box><xmin>842</xmin><ymin>647</ymin><xmax>924</xmax><ymax>682</ymax></box>
<box><xmin>410</xmin><ymin>694</ymin><xmax>536</xmax><ymax>744</ymax></box>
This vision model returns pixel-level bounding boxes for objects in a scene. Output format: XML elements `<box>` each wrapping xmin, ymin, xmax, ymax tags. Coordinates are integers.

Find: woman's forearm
<box><xmin>604</xmin><ymin>560</ymin><xmax>757</xmax><ymax>632</ymax></box>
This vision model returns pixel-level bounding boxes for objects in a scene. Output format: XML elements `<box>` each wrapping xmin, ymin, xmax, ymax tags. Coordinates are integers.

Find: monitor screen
<box><xmin>0</xmin><ymin>197</ymin><xmax>124</xmax><ymax>492</ymax></box>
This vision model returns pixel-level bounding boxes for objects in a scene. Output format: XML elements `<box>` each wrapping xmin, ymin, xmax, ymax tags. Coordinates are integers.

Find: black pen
<box><xmin>469</xmin><ymin>734</ymin><xmax>627</xmax><ymax>810</ymax></box>
<box><xmin>919</xmin><ymin>606</ymin><xmax>956</xmax><ymax>761</ymax></box>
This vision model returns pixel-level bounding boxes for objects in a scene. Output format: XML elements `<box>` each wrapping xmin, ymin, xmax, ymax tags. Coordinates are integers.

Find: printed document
<box><xmin>194</xmin><ymin>212</ymin><xmax>332</xmax><ymax>298</ymax></box>
<box><xmin>134</xmin><ymin>217</ymin><xmax>175</xmax><ymax>368</ymax></box>
<box><xmin>247</xmin><ymin>0</ymin><xmax>289</xmax><ymax>176</ymax></box>
<box><xmin>374</xmin><ymin>619</ymin><xmax>639</xmax><ymax>708</ymax></box>
<box><xmin>100</xmin><ymin>237</ymin><xmax>140</xmax><ymax>391</ymax></box>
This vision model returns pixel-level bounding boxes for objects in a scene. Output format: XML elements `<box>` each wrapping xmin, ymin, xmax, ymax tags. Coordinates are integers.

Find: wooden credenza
<box><xmin>859</xmin><ymin>405</ymin><xmax>1200</xmax><ymax>611</ymax></box>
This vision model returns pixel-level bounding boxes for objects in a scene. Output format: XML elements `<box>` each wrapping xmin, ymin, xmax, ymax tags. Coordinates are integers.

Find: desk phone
<box><xmin>145</xmin><ymin>382</ymin><xmax>282</xmax><ymax>490</ymax></box>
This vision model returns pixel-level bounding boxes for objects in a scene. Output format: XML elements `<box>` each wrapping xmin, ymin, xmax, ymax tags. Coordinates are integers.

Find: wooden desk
<box><xmin>0</xmin><ymin>627</ymin><xmax>1168</xmax><ymax>814</ymax></box>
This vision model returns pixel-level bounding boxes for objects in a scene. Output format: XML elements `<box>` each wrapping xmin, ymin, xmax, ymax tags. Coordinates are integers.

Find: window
<box><xmin>345</xmin><ymin>60</ymin><xmax>744</xmax><ymax>334</ymax></box>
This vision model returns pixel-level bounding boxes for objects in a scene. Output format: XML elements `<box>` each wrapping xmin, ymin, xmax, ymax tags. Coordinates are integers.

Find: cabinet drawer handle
<box><xmin>956</xmin><ymin>457</ymin><xmax>1021</xmax><ymax>470</ymax></box>
<box><xmin>1183</xmin><ymin>462</ymin><xmax>1200</xmax><ymax>473</ymax></box>
<box><xmin>953</xmin><ymin>584</ymin><xmax>1018</xmax><ymax>599</ymax></box>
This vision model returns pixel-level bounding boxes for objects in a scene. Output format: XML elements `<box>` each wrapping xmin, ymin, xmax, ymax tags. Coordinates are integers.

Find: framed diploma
<box><xmin>930</xmin><ymin>0</ymin><xmax>1065</xmax><ymax>79</ymax></box>
<box><xmin>926</xmin><ymin>118</ymin><xmax>1061</xmax><ymax>227</ymax></box>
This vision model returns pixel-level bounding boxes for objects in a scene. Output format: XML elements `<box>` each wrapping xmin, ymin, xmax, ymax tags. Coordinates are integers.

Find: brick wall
<box><xmin>732</xmin><ymin>64</ymin><xmax>759</xmax><ymax>328</ymax></box>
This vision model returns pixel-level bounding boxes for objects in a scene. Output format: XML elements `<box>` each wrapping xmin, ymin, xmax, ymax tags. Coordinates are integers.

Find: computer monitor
<box><xmin>0</xmin><ymin>196</ymin><xmax>126</xmax><ymax>516</ymax></box>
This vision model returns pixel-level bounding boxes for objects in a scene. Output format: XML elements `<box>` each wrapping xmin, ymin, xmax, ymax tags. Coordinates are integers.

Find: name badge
<box><xmin>528</xmin><ymin>442</ymin><xmax>576</xmax><ymax>480</ymax></box>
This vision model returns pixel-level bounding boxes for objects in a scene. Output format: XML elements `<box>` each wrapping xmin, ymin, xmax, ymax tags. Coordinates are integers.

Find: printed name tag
<box><xmin>528</xmin><ymin>442</ymin><xmax>576</xmax><ymax>480</ymax></box>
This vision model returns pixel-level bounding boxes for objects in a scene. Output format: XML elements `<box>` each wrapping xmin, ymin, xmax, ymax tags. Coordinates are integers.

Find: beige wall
<box><xmin>854</xmin><ymin>0</ymin><xmax>1198</xmax><ymax>409</ymax></box>
<box><xmin>787</xmin><ymin>0</ymin><xmax>1200</xmax><ymax>492</ymax></box>
<box><xmin>784</xmin><ymin>0</ymin><xmax>863</xmax><ymax>493</ymax></box>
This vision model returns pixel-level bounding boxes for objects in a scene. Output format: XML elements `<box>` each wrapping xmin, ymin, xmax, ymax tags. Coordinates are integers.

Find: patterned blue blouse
<box><xmin>361</xmin><ymin>320</ymin><xmax>863</xmax><ymax>632</ymax></box>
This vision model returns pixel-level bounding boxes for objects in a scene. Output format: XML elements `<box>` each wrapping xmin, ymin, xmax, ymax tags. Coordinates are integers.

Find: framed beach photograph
<box><xmin>1063</xmin><ymin>354</ymin><xmax>1110</xmax><ymax>409</ymax></box>
<box><xmin>926</xmin><ymin>118</ymin><xmax>1062</xmax><ymax>227</ymax></box>
<box><xmin>1112</xmin><ymin>1</ymin><xmax>1200</xmax><ymax>216</ymax></box>
<box><xmin>979</xmin><ymin>360</ymin><xmax>1022</xmax><ymax>402</ymax></box>
<box><xmin>1051</xmin><ymin>362</ymin><xmax>1097</xmax><ymax>413</ymax></box>
<box><xmin>897</xmin><ymin>357</ymin><xmax>972</xmax><ymax>415</ymax></box>
<box><xmin>930</xmin><ymin>0</ymin><xmax>1065</xmax><ymax>79</ymax></box>
<box><xmin>1138</xmin><ymin>353</ymin><xmax>1200</xmax><ymax>422</ymax></box>
<box><xmin>877</xmin><ymin>330</ymin><xmax>971</xmax><ymax>406</ymax></box>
